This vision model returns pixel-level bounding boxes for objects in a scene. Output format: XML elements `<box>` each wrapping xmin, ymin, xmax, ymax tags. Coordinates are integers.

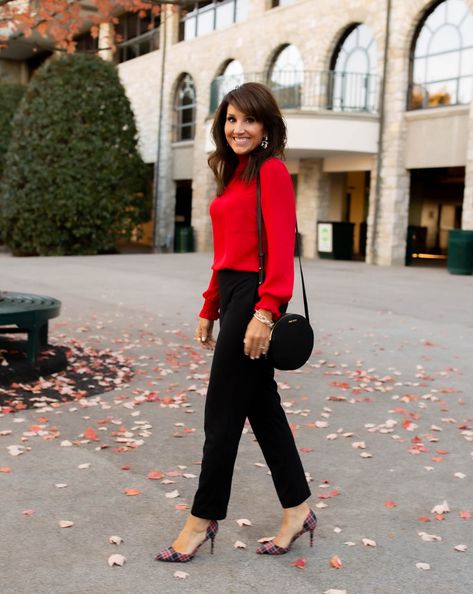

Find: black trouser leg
<box><xmin>191</xmin><ymin>270</ymin><xmax>311</xmax><ymax>520</ymax></box>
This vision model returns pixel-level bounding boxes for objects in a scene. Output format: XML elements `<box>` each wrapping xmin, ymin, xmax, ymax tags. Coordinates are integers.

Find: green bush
<box><xmin>0</xmin><ymin>83</ymin><xmax>26</xmax><ymax>180</ymax></box>
<box><xmin>0</xmin><ymin>54</ymin><xmax>149</xmax><ymax>256</ymax></box>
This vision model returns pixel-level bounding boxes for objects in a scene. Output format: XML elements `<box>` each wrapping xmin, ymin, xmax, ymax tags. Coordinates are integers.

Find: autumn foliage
<box><xmin>0</xmin><ymin>52</ymin><xmax>149</xmax><ymax>255</ymax></box>
<box><xmin>0</xmin><ymin>0</ymin><xmax>165</xmax><ymax>53</ymax></box>
<box><xmin>0</xmin><ymin>83</ymin><xmax>26</xmax><ymax>179</ymax></box>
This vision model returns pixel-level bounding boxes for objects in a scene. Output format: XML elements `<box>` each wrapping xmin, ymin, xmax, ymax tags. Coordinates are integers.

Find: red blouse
<box><xmin>199</xmin><ymin>157</ymin><xmax>296</xmax><ymax>321</ymax></box>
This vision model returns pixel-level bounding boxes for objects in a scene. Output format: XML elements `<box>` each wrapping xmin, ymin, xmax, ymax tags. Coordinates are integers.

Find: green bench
<box><xmin>0</xmin><ymin>292</ymin><xmax>61</xmax><ymax>365</ymax></box>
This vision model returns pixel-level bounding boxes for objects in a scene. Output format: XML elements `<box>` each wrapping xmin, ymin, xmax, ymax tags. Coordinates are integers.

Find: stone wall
<box><xmin>115</xmin><ymin>0</ymin><xmax>473</xmax><ymax>261</ymax></box>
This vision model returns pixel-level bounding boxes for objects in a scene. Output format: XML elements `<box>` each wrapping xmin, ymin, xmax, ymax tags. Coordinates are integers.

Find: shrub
<box><xmin>0</xmin><ymin>83</ymin><xmax>26</xmax><ymax>179</ymax></box>
<box><xmin>0</xmin><ymin>53</ymin><xmax>149</xmax><ymax>256</ymax></box>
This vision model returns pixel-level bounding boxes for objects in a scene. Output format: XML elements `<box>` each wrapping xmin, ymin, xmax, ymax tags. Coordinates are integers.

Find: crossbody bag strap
<box><xmin>256</xmin><ymin>172</ymin><xmax>311</xmax><ymax>324</ymax></box>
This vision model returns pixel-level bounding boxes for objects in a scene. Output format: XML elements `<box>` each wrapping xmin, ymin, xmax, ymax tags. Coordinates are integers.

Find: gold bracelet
<box><xmin>253</xmin><ymin>310</ymin><xmax>274</xmax><ymax>328</ymax></box>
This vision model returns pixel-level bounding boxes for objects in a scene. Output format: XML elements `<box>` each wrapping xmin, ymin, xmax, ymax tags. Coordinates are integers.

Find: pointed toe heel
<box><xmin>155</xmin><ymin>520</ymin><xmax>219</xmax><ymax>563</ymax></box>
<box><xmin>256</xmin><ymin>509</ymin><xmax>317</xmax><ymax>556</ymax></box>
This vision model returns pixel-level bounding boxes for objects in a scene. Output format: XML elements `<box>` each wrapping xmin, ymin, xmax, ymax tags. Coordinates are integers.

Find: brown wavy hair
<box><xmin>208</xmin><ymin>82</ymin><xmax>287</xmax><ymax>195</ymax></box>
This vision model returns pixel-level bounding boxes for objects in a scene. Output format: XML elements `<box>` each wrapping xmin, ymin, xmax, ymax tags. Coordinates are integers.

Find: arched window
<box><xmin>175</xmin><ymin>74</ymin><xmax>196</xmax><ymax>142</ymax></box>
<box><xmin>269</xmin><ymin>44</ymin><xmax>304</xmax><ymax>108</ymax></box>
<box><xmin>209</xmin><ymin>60</ymin><xmax>244</xmax><ymax>112</ymax></box>
<box><xmin>409</xmin><ymin>0</ymin><xmax>473</xmax><ymax>109</ymax></box>
<box><xmin>330</xmin><ymin>24</ymin><xmax>377</xmax><ymax>111</ymax></box>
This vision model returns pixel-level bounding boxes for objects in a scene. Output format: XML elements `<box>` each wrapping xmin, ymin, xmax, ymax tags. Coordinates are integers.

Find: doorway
<box><xmin>407</xmin><ymin>167</ymin><xmax>464</xmax><ymax>264</ymax></box>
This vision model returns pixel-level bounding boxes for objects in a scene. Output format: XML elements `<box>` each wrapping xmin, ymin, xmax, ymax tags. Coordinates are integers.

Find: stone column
<box><xmin>155</xmin><ymin>5</ymin><xmax>177</xmax><ymax>252</ymax></box>
<box><xmin>369</xmin><ymin>10</ymin><xmax>411</xmax><ymax>266</ymax></box>
<box><xmin>296</xmin><ymin>159</ymin><xmax>330</xmax><ymax>259</ymax></box>
<box><xmin>462</xmin><ymin>86</ymin><xmax>473</xmax><ymax>230</ymax></box>
<box><xmin>98</xmin><ymin>22</ymin><xmax>115</xmax><ymax>62</ymax></box>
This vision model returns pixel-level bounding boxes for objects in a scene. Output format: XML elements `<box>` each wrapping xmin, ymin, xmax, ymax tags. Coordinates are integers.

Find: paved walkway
<box><xmin>0</xmin><ymin>253</ymin><xmax>472</xmax><ymax>594</ymax></box>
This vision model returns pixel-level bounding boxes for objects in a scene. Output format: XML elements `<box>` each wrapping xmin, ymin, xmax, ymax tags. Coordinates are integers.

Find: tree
<box><xmin>0</xmin><ymin>52</ymin><xmax>149</xmax><ymax>255</ymax></box>
<box><xmin>0</xmin><ymin>1</ymin><xmax>179</xmax><ymax>54</ymax></box>
<box><xmin>0</xmin><ymin>83</ymin><xmax>25</xmax><ymax>179</ymax></box>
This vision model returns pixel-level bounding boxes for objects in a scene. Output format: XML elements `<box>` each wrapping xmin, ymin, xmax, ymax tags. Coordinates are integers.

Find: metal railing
<box><xmin>209</xmin><ymin>70</ymin><xmax>379</xmax><ymax>113</ymax></box>
<box><xmin>407</xmin><ymin>76</ymin><xmax>473</xmax><ymax>110</ymax></box>
<box><xmin>117</xmin><ymin>27</ymin><xmax>160</xmax><ymax>63</ymax></box>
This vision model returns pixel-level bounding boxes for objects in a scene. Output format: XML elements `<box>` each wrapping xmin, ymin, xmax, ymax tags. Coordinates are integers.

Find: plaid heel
<box><xmin>155</xmin><ymin>520</ymin><xmax>219</xmax><ymax>563</ymax></box>
<box><xmin>256</xmin><ymin>509</ymin><xmax>317</xmax><ymax>555</ymax></box>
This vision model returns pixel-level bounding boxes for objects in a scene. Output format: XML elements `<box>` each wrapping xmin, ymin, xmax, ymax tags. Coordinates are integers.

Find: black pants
<box><xmin>191</xmin><ymin>270</ymin><xmax>311</xmax><ymax>520</ymax></box>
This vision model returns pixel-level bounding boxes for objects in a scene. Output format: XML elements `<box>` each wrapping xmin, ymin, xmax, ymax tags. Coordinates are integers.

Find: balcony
<box><xmin>209</xmin><ymin>70</ymin><xmax>379</xmax><ymax>113</ymax></box>
<box><xmin>208</xmin><ymin>70</ymin><xmax>380</xmax><ymax>158</ymax></box>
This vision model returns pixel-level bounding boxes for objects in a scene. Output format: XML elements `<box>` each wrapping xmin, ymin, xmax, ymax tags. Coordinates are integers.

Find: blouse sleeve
<box><xmin>199</xmin><ymin>269</ymin><xmax>220</xmax><ymax>320</ymax></box>
<box><xmin>255</xmin><ymin>159</ymin><xmax>296</xmax><ymax>320</ymax></box>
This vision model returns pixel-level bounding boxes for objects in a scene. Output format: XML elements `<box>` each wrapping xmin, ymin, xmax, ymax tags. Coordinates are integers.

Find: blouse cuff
<box><xmin>199</xmin><ymin>298</ymin><xmax>220</xmax><ymax>321</ymax></box>
<box><xmin>255</xmin><ymin>296</ymin><xmax>283</xmax><ymax>321</ymax></box>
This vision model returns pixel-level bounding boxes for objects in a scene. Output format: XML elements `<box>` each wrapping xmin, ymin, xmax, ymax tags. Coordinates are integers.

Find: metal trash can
<box><xmin>317</xmin><ymin>222</ymin><xmax>354</xmax><ymax>260</ymax></box>
<box><xmin>447</xmin><ymin>229</ymin><xmax>473</xmax><ymax>275</ymax></box>
<box><xmin>174</xmin><ymin>226</ymin><xmax>194</xmax><ymax>253</ymax></box>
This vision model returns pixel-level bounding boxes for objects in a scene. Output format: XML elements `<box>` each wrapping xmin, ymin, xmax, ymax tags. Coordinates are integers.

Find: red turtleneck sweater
<box><xmin>199</xmin><ymin>157</ymin><xmax>296</xmax><ymax>321</ymax></box>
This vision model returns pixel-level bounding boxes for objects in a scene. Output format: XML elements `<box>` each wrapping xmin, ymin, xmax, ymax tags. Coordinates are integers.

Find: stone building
<box><xmin>2</xmin><ymin>0</ymin><xmax>473</xmax><ymax>265</ymax></box>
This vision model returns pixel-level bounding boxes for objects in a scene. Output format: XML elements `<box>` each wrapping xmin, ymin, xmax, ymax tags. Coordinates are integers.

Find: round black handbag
<box><xmin>267</xmin><ymin>313</ymin><xmax>314</xmax><ymax>371</ymax></box>
<box><xmin>256</xmin><ymin>172</ymin><xmax>314</xmax><ymax>371</ymax></box>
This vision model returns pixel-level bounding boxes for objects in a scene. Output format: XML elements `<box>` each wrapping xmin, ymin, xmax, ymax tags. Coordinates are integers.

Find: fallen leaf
<box><xmin>59</xmin><ymin>520</ymin><xmax>74</xmax><ymax>528</ymax></box>
<box><xmin>291</xmin><ymin>558</ymin><xmax>306</xmax><ymax>569</ymax></box>
<box><xmin>124</xmin><ymin>488</ymin><xmax>141</xmax><ymax>496</ymax></box>
<box><xmin>7</xmin><ymin>445</ymin><xmax>25</xmax><ymax>456</ymax></box>
<box><xmin>165</xmin><ymin>489</ymin><xmax>179</xmax><ymax>499</ymax></box>
<box><xmin>0</xmin><ymin>467</ymin><xmax>12</xmax><ymax>473</ymax></box>
<box><xmin>236</xmin><ymin>518</ymin><xmax>252</xmax><ymax>527</ymax></box>
<box><xmin>109</xmin><ymin>535</ymin><xmax>124</xmax><ymax>545</ymax></box>
<box><xmin>454</xmin><ymin>544</ymin><xmax>467</xmax><ymax>552</ymax></box>
<box><xmin>234</xmin><ymin>540</ymin><xmax>247</xmax><ymax>549</ymax></box>
<box><xmin>148</xmin><ymin>471</ymin><xmax>165</xmax><ymax>480</ymax></box>
<box><xmin>362</xmin><ymin>538</ymin><xmax>377</xmax><ymax>547</ymax></box>
<box><xmin>257</xmin><ymin>536</ymin><xmax>275</xmax><ymax>543</ymax></box>
<box><xmin>416</xmin><ymin>562</ymin><xmax>430</xmax><ymax>570</ymax></box>
<box><xmin>78</xmin><ymin>463</ymin><xmax>91</xmax><ymax>469</ymax></box>
<box><xmin>329</xmin><ymin>555</ymin><xmax>343</xmax><ymax>569</ymax></box>
<box><xmin>459</xmin><ymin>511</ymin><xmax>471</xmax><ymax>519</ymax></box>
<box><xmin>324</xmin><ymin>590</ymin><xmax>348</xmax><ymax>594</ymax></box>
<box><xmin>108</xmin><ymin>554</ymin><xmax>126</xmax><ymax>567</ymax></box>
<box><xmin>175</xmin><ymin>503</ymin><xmax>189</xmax><ymax>511</ymax></box>
<box><xmin>431</xmin><ymin>500</ymin><xmax>449</xmax><ymax>514</ymax></box>
<box><xmin>454</xmin><ymin>472</ymin><xmax>466</xmax><ymax>479</ymax></box>
<box><xmin>384</xmin><ymin>500</ymin><xmax>397</xmax><ymax>508</ymax></box>
<box><xmin>173</xmin><ymin>570</ymin><xmax>189</xmax><ymax>579</ymax></box>
<box><xmin>22</xmin><ymin>509</ymin><xmax>34</xmax><ymax>516</ymax></box>
<box><xmin>83</xmin><ymin>427</ymin><xmax>100</xmax><ymax>441</ymax></box>
<box><xmin>418</xmin><ymin>531</ymin><xmax>442</xmax><ymax>542</ymax></box>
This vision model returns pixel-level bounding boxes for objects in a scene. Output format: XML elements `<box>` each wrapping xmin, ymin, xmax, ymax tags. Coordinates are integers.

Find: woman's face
<box><xmin>224</xmin><ymin>103</ymin><xmax>266</xmax><ymax>156</ymax></box>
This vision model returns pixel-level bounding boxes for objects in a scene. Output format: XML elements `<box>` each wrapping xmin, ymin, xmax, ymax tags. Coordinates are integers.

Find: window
<box><xmin>210</xmin><ymin>60</ymin><xmax>244</xmax><ymax>111</ymax></box>
<box><xmin>269</xmin><ymin>44</ymin><xmax>304</xmax><ymax>108</ymax></box>
<box><xmin>409</xmin><ymin>0</ymin><xmax>473</xmax><ymax>109</ymax></box>
<box><xmin>116</xmin><ymin>10</ymin><xmax>160</xmax><ymax>63</ymax></box>
<box><xmin>75</xmin><ymin>31</ymin><xmax>99</xmax><ymax>54</ymax></box>
<box><xmin>330</xmin><ymin>24</ymin><xmax>378</xmax><ymax>111</ymax></box>
<box><xmin>179</xmin><ymin>0</ymin><xmax>248</xmax><ymax>42</ymax></box>
<box><xmin>175</xmin><ymin>74</ymin><xmax>196</xmax><ymax>142</ymax></box>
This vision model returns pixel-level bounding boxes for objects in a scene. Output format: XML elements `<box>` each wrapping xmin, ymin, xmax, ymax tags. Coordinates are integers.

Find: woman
<box><xmin>155</xmin><ymin>82</ymin><xmax>316</xmax><ymax>563</ymax></box>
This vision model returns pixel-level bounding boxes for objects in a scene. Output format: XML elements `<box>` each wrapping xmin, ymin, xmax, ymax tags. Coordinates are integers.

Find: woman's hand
<box><xmin>243</xmin><ymin>310</ymin><xmax>272</xmax><ymax>359</ymax></box>
<box><xmin>195</xmin><ymin>317</ymin><xmax>216</xmax><ymax>350</ymax></box>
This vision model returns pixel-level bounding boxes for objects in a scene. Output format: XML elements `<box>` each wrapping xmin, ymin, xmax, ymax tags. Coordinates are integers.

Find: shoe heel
<box><xmin>210</xmin><ymin>535</ymin><xmax>216</xmax><ymax>554</ymax></box>
<box><xmin>309</xmin><ymin>529</ymin><xmax>314</xmax><ymax>547</ymax></box>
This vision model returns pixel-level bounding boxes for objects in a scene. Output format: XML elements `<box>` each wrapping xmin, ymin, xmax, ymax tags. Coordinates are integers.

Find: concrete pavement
<box><xmin>0</xmin><ymin>252</ymin><xmax>472</xmax><ymax>594</ymax></box>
